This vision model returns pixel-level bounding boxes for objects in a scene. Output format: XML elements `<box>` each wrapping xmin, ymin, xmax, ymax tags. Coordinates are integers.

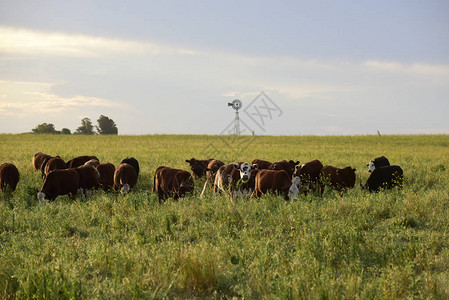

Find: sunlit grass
<box><xmin>0</xmin><ymin>133</ymin><xmax>448</xmax><ymax>298</ymax></box>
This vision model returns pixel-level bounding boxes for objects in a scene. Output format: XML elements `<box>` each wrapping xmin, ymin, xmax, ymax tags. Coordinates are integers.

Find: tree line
<box><xmin>31</xmin><ymin>115</ymin><xmax>118</xmax><ymax>135</ymax></box>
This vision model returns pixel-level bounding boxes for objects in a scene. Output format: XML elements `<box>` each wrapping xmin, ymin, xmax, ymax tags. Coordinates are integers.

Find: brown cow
<box><xmin>77</xmin><ymin>165</ymin><xmax>100</xmax><ymax>197</ymax></box>
<box><xmin>251</xmin><ymin>169</ymin><xmax>299</xmax><ymax>200</ymax></box>
<box><xmin>269</xmin><ymin>160</ymin><xmax>300</xmax><ymax>177</ymax></box>
<box><xmin>0</xmin><ymin>163</ymin><xmax>20</xmax><ymax>193</ymax></box>
<box><xmin>96</xmin><ymin>162</ymin><xmax>115</xmax><ymax>192</ymax></box>
<box><xmin>32</xmin><ymin>152</ymin><xmax>51</xmax><ymax>172</ymax></box>
<box><xmin>43</xmin><ymin>157</ymin><xmax>66</xmax><ymax>178</ymax></box>
<box><xmin>153</xmin><ymin>166</ymin><xmax>194</xmax><ymax>202</ymax></box>
<box><xmin>37</xmin><ymin>169</ymin><xmax>80</xmax><ymax>202</ymax></box>
<box><xmin>114</xmin><ymin>163</ymin><xmax>138</xmax><ymax>195</ymax></box>
<box><xmin>320</xmin><ymin>165</ymin><xmax>356</xmax><ymax>191</ymax></box>
<box><xmin>295</xmin><ymin>159</ymin><xmax>324</xmax><ymax>193</ymax></box>
<box><xmin>66</xmin><ymin>155</ymin><xmax>99</xmax><ymax>168</ymax></box>
<box><xmin>199</xmin><ymin>159</ymin><xmax>225</xmax><ymax>197</ymax></box>
<box><xmin>185</xmin><ymin>158</ymin><xmax>213</xmax><ymax>179</ymax></box>
<box><xmin>251</xmin><ymin>159</ymin><xmax>272</xmax><ymax>170</ymax></box>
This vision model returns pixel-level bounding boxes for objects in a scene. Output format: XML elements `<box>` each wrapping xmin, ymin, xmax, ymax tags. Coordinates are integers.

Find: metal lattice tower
<box><xmin>228</xmin><ymin>99</ymin><xmax>242</xmax><ymax>135</ymax></box>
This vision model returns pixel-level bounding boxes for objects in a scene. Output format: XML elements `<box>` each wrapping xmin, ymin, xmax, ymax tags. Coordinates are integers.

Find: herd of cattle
<box><xmin>0</xmin><ymin>152</ymin><xmax>404</xmax><ymax>203</ymax></box>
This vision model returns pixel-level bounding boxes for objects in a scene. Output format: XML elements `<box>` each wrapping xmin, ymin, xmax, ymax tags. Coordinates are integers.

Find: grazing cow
<box><xmin>251</xmin><ymin>159</ymin><xmax>272</xmax><ymax>170</ymax></box>
<box><xmin>66</xmin><ymin>155</ymin><xmax>99</xmax><ymax>169</ymax></box>
<box><xmin>32</xmin><ymin>152</ymin><xmax>51</xmax><ymax>172</ymax></box>
<box><xmin>120</xmin><ymin>157</ymin><xmax>140</xmax><ymax>177</ymax></box>
<box><xmin>320</xmin><ymin>165</ymin><xmax>356</xmax><ymax>191</ymax></box>
<box><xmin>77</xmin><ymin>165</ymin><xmax>100</xmax><ymax>197</ymax></box>
<box><xmin>43</xmin><ymin>157</ymin><xmax>66</xmax><ymax>179</ymax></box>
<box><xmin>153</xmin><ymin>166</ymin><xmax>194</xmax><ymax>202</ymax></box>
<box><xmin>213</xmin><ymin>162</ymin><xmax>257</xmax><ymax>198</ymax></box>
<box><xmin>40</xmin><ymin>156</ymin><xmax>61</xmax><ymax>179</ymax></box>
<box><xmin>200</xmin><ymin>159</ymin><xmax>225</xmax><ymax>197</ymax></box>
<box><xmin>37</xmin><ymin>169</ymin><xmax>80</xmax><ymax>202</ymax></box>
<box><xmin>269</xmin><ymin>160</ymin><xmax>300</xmax><ymax>177</ymax></box>
<box><xmin>364</xmin><ymin>165</ymin><xmax>404</xmax><ymax>192</ymax></box>
<box><xmin>185</xmin><ymin>158</ymin><xmax>213</xmax><ymax>179</ymax></box>
<box><xmin>0</xmin><ymin>163</ymin><xmax>20</xmax><ymax>193</ymax></box>
<box><xmin>295</xmin><ymin>159</ymin><xmax>324</xmax><ymax>193</ymax></box>
<box><xmin>114</xmin><ymin>163</ymin><xmax>138</xmax><ymax>195</ymax></box>
<box><xmin>251</xmin><ymin>169</ymin><xmax>300</xmax><ymax>200</ymax></box>
<box><xmin>96</xmin><ymin>162</ymin><xmax>115</xmax><ymax>192</ymax></box>
<box><xmin>367</xmin><ymin>156</ymin><xmax>390</xmax><ymax>173</ymax></box>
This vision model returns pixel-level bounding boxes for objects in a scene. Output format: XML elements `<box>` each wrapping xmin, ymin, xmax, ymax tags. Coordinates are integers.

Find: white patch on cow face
<box><xmin>121</xmin><ymin>183</ymin><xmax>130</xmax><ymax>195</ymax></box>
<box><xmin>288</xmin><ymin>176</ymin><xmax>301</xmax><ymax>200</ymax></box>
<box><xmin>37</xmin><ymin>191</ymin><xmax>46</xmax><ymax>204</ymax></box>
<box><xmin>368</xmin><ymin>161</ymin><xmax>376</xmax><ymax>173</ymax></box>
<box><xmin>239</xmin><ymin>163</ymin><xmax>252</xmax><ymax>182</ymax></box>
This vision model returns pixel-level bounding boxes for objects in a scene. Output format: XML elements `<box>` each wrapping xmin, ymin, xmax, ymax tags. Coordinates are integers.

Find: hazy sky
<box><xmin>1</xmin><ymin>0</ymin><xmax>448</xmax><ymax>135</ymax></box>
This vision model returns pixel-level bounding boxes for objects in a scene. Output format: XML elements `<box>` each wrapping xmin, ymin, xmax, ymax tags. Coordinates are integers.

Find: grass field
<box><xmin>0</xmin><ymin>133</ymin><xmax>448</xmax><ymax>299</ymax></box>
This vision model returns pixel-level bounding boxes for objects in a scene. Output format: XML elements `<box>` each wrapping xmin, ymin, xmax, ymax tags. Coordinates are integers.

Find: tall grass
<box><xmin>0</xmin><ymin>134</ymin><xmax>448</xmax><ymax>298</ymax></box>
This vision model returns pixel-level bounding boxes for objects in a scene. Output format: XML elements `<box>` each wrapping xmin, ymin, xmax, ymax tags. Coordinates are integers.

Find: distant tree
<box><xmin>96</xmin><ymin>115</ymin><xmax>118</xmax><ymax>135</ymax></box>
<box><xmin>61</xmin><ymin>128</ymin><xmax>71</xmax><ymax>135</ymax></box>
<box><xmin>75</xmin><ymin>117</ymin><xmax>95</xmax><ymax>135</ymax></box>
<box><xmin>32</xmin><ymin>123</ymin><xmax>57</xmax><ymax>134</ymax></box>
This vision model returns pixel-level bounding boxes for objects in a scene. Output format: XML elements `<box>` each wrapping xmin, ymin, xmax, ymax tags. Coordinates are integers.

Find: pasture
<box><xmin>0</xmin><ymin>133</ymin><xmax>448</xmax><ymax>299</ymax></box>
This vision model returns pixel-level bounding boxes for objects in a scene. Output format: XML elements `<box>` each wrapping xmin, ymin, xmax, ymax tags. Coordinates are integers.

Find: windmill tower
<box><xmin>228</xmin><ymin>99</ymin><xmax>242</xmax><ymax>135</ymax></box>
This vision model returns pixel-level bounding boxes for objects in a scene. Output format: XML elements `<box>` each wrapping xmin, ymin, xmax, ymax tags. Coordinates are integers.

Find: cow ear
<box><xmin>234</xmin><ymin>164</ymin><xmax>239</xmax><ymax>169</ymax></box>
<box><xmin>185</xmin><ymin>160</ymin><xmax>191</xmax><ymax>163</ymax></box>
<box><xmin>295</xmin><ymin>161</ymin><xmax>300</xmax><ymax>165</ymax></box>
<box><xmin>252</xmin><ymin>164</ymin><xmax>258</xmax><ymax>169</ymax></box>
<box><xmin>205</xmin><ymin>168</ymin><xmax>211</xmax><ymax>171</ymax></box>
<box><xmin>352</xmin><ymin>168</ymin><xmax>356</xmax><ymax>172</ymax></box>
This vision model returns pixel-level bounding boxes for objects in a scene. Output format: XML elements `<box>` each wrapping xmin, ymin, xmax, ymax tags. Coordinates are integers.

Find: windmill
<box><xmin>228</xmin><ymin>99</ymin><xmax>242</xmax><ymax>135</ymax></box>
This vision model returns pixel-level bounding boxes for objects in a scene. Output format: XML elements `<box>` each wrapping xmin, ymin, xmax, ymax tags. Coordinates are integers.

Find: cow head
<box><xmin>233</xmin><ymin>162</ymin><xmax>257</xmax><ymax>182</ymax></box>
<box><xmin>288</xmin><ymin>160</ymin><xmax>300</xmax><ymax>175</ymax></box>
<box><xmin>367</xmin><ymin>161</ymin><xmax>376</xmax><ymax>173</ymax></box>
<box><xmin>336</xmin><ymin>167</ymin><xmax>357</xmax><ymax>187</ymax></box>
<box><xmin>288</xmin><ymin>176</ymin><xmax>301</xmax><ymax>200</ymax></box>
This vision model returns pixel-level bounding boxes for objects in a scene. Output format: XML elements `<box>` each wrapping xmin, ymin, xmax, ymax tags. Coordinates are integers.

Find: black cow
<box><xmin>364</xmin><ymin>165</ymin><xmax>403</xmax><ymax>192</ymax></box>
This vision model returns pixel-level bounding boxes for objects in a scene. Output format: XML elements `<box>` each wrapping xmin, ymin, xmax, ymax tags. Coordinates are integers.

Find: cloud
<box><xmin>0</xmin><ymin>80</ymin><xmax>122</xmax><ymax>117</ymax></box>
<box><xmin>0</xmin><ymin>26</ymin><xmax>197</xmax><ymax>57</ymax></box>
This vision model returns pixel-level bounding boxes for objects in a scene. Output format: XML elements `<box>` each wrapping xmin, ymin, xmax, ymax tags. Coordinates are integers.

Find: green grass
<box><xmin>0</xmin><ymin>133</ymin><xmax>448</xmax><ymax>298</ymax></box>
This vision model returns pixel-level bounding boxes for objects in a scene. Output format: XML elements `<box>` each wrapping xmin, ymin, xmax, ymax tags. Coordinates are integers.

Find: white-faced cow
<box><xmin>37</xmin><ymin>169</ymin><xmax>80</xmax><ymax>203</ymax></box>
<box><xmin>114</xmin><ymin>163</ymin><xmax>138</xmax><ymax>195</ymax></box>
<box><xmin>153</xmin><ymin>166</ymin><xmax>194</xmax><ymax>203</ymax></box>
<box><xmin>364</xmin><ymin>165</ymin><xmax>404</xmax><ymax>192</ymax></box>
<box><xmin>320</xmin><ymin>165</ymin><xmax>356</xmax><ymax>192</ymax></box>
<box><xmin>0</xmin><ymin>163</ymin><xmax>20</xmax><ymax>193</ymax></box>
<box><xmin>96</xmin><ymin>162</ymin><xmax>115</xmax><ymax>192</ymax></box>
<box><xmin>367</xmin><ymin>156</ymin><xmax>390</xmax><ymax>173</ymax></box>
<box><xmin>185</xmin><ymin>158</ymin><xmax>213</xmax><ymax>180</ymax></box>
<box><xmin>213</xmin><ymin>162</ymin><xmax>258</xmax><ymax>198</ymax></box>
<box><xmin>251</xmin><ymin>169</ymin><xmax>301</xmax><ymax>201</ymax></box>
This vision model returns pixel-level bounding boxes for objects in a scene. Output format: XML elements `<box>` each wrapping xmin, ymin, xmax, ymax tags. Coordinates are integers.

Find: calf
<box><xmin>251</xmin><ymin>169</ymin><xmax>299</xmax><ymax>200</ymax></box>
<box><xmin>185</xmin><ymin>158</ymin><xmax>213</xmax><ymax>179</ymax></box>
<box><xmin>320</xmin><ymin>165</ymin><xmax>356</xmax><ymax>191</ymax></box>
<box><xmin>153</xmin><ymin>166</ymin><xmax>194</xmax><ymax>202</ymax></box>
<box><xmin>114</xmin><ymin>163</ymin><xmax>138</xmax><ymax>195</ymax></box>
<box><xmin>367</xmin><ymin>156</ymin><xmax>390</xmax><ymax>173</ymax></box>
<box><xmin>364</xmin><ymin>165</ymin><xmax>404</xmax><ymax>192</ymax></box>
<box><xmin>269</xmin><ymin>160</ymin><xmax>300</xmax><ymax>177</ymax></box>
<box><xmin>295</xmin><ymin>159</ymin><xmax>324</xmax><ymax>193</ymax></box>
<box><xmin>37</xmin><ymin>169</ymin><xmax>80</xmax><ymax>202</ymax></box>
<box><xmin>120</xmin><ymin>157</ymin><xmax>140</xmax><ymax>177</ymax></box>
<box><xmin>251</xmin><ymin>159</ymin><xmax>272</xmax><ymax>170</ymax></box>
<box><xmin>32</xmin><ymin>152</ymin><xmax>51</xmax><ymax>172</ymax></box>
<box><xmin>229</xmin><ymin>163</ymin><xmax>259</xmax><ymax>198</ymax></box>
<box><xmin>0</xmin><ymin>163</ymin><xmax>20</xmax><ymax>192</ymax></box>
<box><xmin>43</xmin><ymin>157</ymin><xmax>66</xmax><ymax>179</ymax></box>
<box><xmin>77</xmin><ymin>165</ymin><xmax>100</xmax><ymax>197</ymax></box>
<box><xmin>66</xmin><ymin>155</ymin><xmax>99</xmax><ymax>169</ymax></box>
<box><xmin>96</xmin><ymin>162</ymin><xmax>115</xmax><ymax>192</ymax></box>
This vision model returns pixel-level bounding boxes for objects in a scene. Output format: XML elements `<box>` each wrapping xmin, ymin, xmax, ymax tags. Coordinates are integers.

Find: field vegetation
<box><xmin>0</xmin><ymin>134</ymin><xmax>448</xmax><ymax>298</ymax></box>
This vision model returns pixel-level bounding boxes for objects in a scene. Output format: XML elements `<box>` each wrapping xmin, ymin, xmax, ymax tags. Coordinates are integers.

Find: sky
<box><xmin>0</xmin><ymin>0</ymin><xmax>448</xmax><ymax>135</ymax></box>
